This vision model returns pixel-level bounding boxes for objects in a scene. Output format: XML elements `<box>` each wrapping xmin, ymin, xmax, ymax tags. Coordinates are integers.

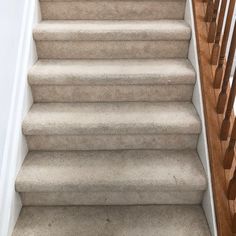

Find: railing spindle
<box><xmin>221</xmin><ymin>68</ymin><xmax>236</xmax><ymax>140</ymax></box>
<box><xmin>214</xmin><ymin>0</ymin><xmax>236</xmax><ymax>88</ymax></box>
<box><xmin>217</xmin><ymin>22</ymin><xmax>236</xmax><ymax>113</ymax></box>
<box><xmin>205</xmin><ymin>0</ymin><xmax>214</xmax><ymax>22</ymax></box>
<box><xmin>208</xmin><ymin>0</ymin><xmax>220</xmax><ymax>43</ymax></box>
<box><xmin>224</xmin><ymin>118</ymin><xmax>236</xmax><ymax>169</ymax></box>
<box><xmin>233</xmin><ymin>214</ymin><xmax>236</xmax><ymax>233</ymax></box>
<box><xmin>211</xmin><ymin>0</ymin><xmax>228</xmax><ymax>65</ymax></box>
<box><xmin>228</xmin><ymin>168</ymin><xmax>236</xmax><ymax>200</ymax></box>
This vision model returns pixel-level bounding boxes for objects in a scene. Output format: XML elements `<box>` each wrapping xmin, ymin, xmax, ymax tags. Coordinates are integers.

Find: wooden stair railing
<box><xmin>211</xmin><ymin>0</ymin><xmax>227</xmax><ymax>64</ymax></box>
<box><xmin>206</xmin><ymin>0</ymin><xmax>214</xmax><ymax>21</ymax></box>
<box><xmin>217</xmin><ymin>23</ymin><xmax>236</xmax><ymax>114</ymax></box>
<box><xmin>221</xmin><ymin>67</ymin><xmax>236</xmax><ymax>140</ymax></box>
<box><xmin>192</xmin><ymin>0</ymin><xmax>236</xmax><ymax>235</ymax></box>
<box><xmin>224</xmin><ymin>118</ymin><xmax>236</xmax><ymax>169</ymax></box>
<box><xmin>208</xmin><ymin>0</ymin><xmax>221</xmax><ymax>42</ymax></box>
<box><xmin>214</xmin><ymin>0</ymin><xmax>235</xmax><ymax>88</ymax></box>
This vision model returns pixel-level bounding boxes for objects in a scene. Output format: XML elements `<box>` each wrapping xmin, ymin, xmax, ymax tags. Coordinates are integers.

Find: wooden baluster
<box><xmin>224</xmin><ymin>118</ymin><xmax>236</xmax><ymax>169</ymax></box>
<box><xmin>208</xmin><ymin>0</ymin><xmax>220</xmax><ymax>43</ymax></box>
<box><xmin>233</xmin><ymin>214</ymin><xmax>236</xmax><ymax>233</ymax></box>
<box><xmin>205</xmin><ymin>0</ymin><xmax>214</xmax><ymax>22</ymax></box>
<box><xmin>228</xmin><ymin>168</ymin><xmax>236</xmax><ymax>200</ymax></box>
<box><xmin>221</xmin><ymin>68</ymin><xmax>236</xmax><ymax>140</ymax></box>
<box><xmin>217</xmin><ymin>22</ymin><xmax>236</xmax><ymax>113</ymax></box>
<box><xmin>214</xmin><ymin>0</ymin><xmax>236</xmax><ymax>88</ymax></box>
<box><xmin>211</xmin><ymin>0</ymin><xmax>227</xmax><ymax>65</ymax></box>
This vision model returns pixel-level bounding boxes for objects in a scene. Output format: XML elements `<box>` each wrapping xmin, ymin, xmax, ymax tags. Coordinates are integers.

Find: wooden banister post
<box><xmin>221</xmin><ymin>68</ymin><xmax>236</xmax><ymax>140</ymax></box>
<box><xmin>228</xmin><ymin>168</ymin><xmax>236</xmax><ymax>200</ymax></box>
<box><xmin>208</xmin><ymin>0</ymin><xmax>220</xmax><ymax>43</ymax></box>
<box><xmin>233</xmin><ymin>214</ymin><xmax>236</xmax><ymax>233</ymax></box>
<box><xmin>214</xmin><ymin>0</ymin><xmax>236</xmax><ymax>88</ymax></box>
<box><xmin>205</xmin><ymin>0</ymin><xmax>214</xmax><ymax>22</ymax></box>
<box><xmin>224</xmin><ymin>118</ymin><xmax>236</xmax><ymax>169</ymax></box>
<box><xmin>211</xmin><ymin>0</ymin><xmax>227</xmax><ymax>65</ymax></box>
<box><xmin>217</xmin><ymin>22</ymin><xmax>236</xmax><ymax>113</ymax></box>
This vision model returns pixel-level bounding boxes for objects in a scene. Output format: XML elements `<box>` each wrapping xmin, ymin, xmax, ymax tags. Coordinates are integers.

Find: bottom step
<box><xmin>13</xmin><ymin>205</ymin><xmax>210</xmax><ymax>236</ymax></box>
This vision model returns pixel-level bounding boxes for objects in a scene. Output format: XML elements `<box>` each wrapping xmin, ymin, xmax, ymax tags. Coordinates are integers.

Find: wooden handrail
<box><xmin>192</xmin><ymin>0</ymin><xmax>236</xmax><ymax>235</ymax></box>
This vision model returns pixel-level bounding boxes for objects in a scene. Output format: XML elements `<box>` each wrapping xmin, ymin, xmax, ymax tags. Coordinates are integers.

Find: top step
<box><xmin>39</xmin><ymin>0</ymin><xmax>186</xmax><ymax>20</ymax></box>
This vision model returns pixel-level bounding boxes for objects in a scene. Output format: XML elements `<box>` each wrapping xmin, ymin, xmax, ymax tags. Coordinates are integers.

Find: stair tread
<box><xmin>34</xmin><ymin>20</ymin><xmax>191</xmax><ymax>41</ymax></box>
<box><xmin>13</xmin><ymin>205</ymin><xmax>211</xmax><ymax>236</ymax></box>
<box><xmin>16</xmin><ymin>150</ymin><xmax>206</xmax><ymax>193</ymax></box>
<box><xmin>23</xmin><ymin>102</ymin><xmax>200</xmax><ymax>135</ymax></box>
<box><xmin>29</xmin><ymin>59</ymin><xmax>195</xmax><ymax>85</ymax></box>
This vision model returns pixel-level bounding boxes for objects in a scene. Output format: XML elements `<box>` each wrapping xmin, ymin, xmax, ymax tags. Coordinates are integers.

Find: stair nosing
<box><xmin>28</xmin><ymin>59</ymin><xmax>196</xmax><ymax>86</ymax></box>
<box><xmin>22</xmin><ymin>102</ymin><xmax>201</xmax><ymax>136</ymax></box>
<box><xmin>33</xmin><ymin>20</ymin><xmax>191</xmax><ymax>41</ymax></box>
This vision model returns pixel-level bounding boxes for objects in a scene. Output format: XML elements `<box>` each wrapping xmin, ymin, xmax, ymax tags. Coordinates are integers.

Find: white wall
<box><xmin>0</xmin><ymin>1</ymin><xmax>25</xmax><ymax>169</ymax></box>
<box><xmin>0</xmin><ymin>1</ymin><xmax>40</xmax><ymax>235</ymax></box>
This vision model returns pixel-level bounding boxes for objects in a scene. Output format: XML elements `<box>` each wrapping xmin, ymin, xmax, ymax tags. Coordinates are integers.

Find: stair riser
<box><xmin>25</xmin><ymin>134</ymin><xmax>198</xmax><ymax>151</ymax></box>
<box><xmin>31</xmin><ymin>85</ymin><xmax>194</xmax><ymax>102</ymax></box>
<box><xmin>36</xmin><ymin>41</ymin><xmax>189</xmax><ymax>59</ymax></box>
<box><xmin>20</xmin><ymin>190</ymin><xmax>203</xmax><ymax>205</ymax></box>
<box><xmin>40</xmin><ymin>1</ymin><xmax>185</xmax><ymax>20</ymax></box>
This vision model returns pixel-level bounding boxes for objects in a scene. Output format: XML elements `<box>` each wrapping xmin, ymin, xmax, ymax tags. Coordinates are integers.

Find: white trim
<box><xmin>185</xmin><ymin>1</ymin><xmax>217</xmax><ymax>235</ymax></box>
<box><xmin>0</xmin><ymin>1</ymin><xmax>40</xmax><ymax>235</ymax></box>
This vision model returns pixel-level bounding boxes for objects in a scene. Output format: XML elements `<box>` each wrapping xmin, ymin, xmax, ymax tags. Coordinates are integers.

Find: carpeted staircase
<box><xmin>13</xmin><ymin>0</ymin><xmax>211</xmax><ymax>235</ymax></box>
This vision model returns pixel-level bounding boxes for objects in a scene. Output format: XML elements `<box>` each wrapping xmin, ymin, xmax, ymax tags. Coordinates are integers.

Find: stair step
<box><xmin>13</xmin><ymin>205</ymin><xmax>211</xmax><ymax>236</ymax></box>
<box><xmin>29</xmin><ymin>59</ymin><xmax>195</xmax><ymax>85</ymax></box>
<box><xmin>16</xmin><ymin>150</ymin><xmax>206</xmax><ymax>205</ymax></box>
<box><xmin>23</xmin><ymin>102</ymin><xmax>200</xmax><ymax>135</ymax></box>
<box><xmin>34</xmin><ymin>20</ymin><xmax>191</xmax><ymax>41</ymax></box>
<box><xmin>29</xmin><ymin>59</ymin><xmax>195</xmax><ymax>102</ymax></box>
<box><xmin>39</xmin><ymin>0</ymin><xmax>186</xmax><ymax>20</ymax></box>
<box><xmin>34</xmin><ymin>20</ymin><xmax>190</xmax><ymax>59</ymax></box>
<box><xmin>23</xmin><ymin>102</ymin><xmax>200</xmax><ymax>150</ymax></box>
